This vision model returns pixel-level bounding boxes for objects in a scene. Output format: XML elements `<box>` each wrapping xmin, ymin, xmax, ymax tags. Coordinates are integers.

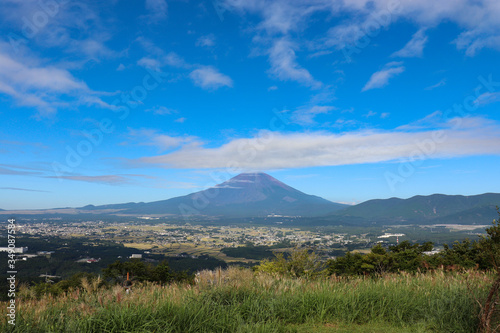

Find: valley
<box><xmin>11</xmin><ymin>217</ymin><xmax>486</xmax><ymax>264</ymax></box>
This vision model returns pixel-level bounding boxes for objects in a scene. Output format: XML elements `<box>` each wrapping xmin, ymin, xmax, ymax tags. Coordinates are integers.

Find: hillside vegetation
<box><xmin>0</xmin><ymin>267</ymin><xmax>495</xmax><ymax>333</ymax></box>
<box><xmin>334</xmin><ymin>193</ymin><xmax>500</xmax><ymax>224</ymax></box>
<box><xmin>2</xmin><ymin>210</ymin><xmax>499</xmax><ymax>332</ymax></box>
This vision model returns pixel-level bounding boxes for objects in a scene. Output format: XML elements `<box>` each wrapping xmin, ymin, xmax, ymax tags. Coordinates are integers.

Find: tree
<box><xmin>103</xmin><ymin>259</ymin><xmax>194</xmax><ymax>286</ymax></box>
<box><xmin>327</xmin><ymin>251</ymin><xmax>364</xmax><ymax>276</ymax></box>
<box><xmin>388</xmin><ymin>241</ymin><xmax>433</xmax><ymax>272</ymax></box>
<box><xmin>103</xmin><ymin>259</ymin><xmax>151</xmax><ymax>283</ymax></box>
<box><xmin>362</xmin><ymin>244</ymin><xmax>393</xmax><ymax>275</ymax></box>
<box><xmin>256</xmin><ymin>248</ymin><xmax>325</xmax><ymax>278</ymax></box>
<box><xmin>150</xmin><ymin>260</ymin><xmax>173</xmax><ymax>284</ymax></box>
<box><xmin>477</xmin><ymin>208</ymin><xmax>500</xmax><ymax>333</ymax></box>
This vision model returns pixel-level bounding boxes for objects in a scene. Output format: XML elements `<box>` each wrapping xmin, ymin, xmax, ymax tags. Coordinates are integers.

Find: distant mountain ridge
<box><xmin>331</xmin><ymin>193</ymin><xmax>500</xmax><ymax>225</ymax></box>
<box><xmin>1</xmin><ymin>173</ymin><xmax>499</xmax><ymax>225</ymax></box>
<box><xmin>81</xmin><ymin>172</ymin><xmax>347</xmax><ymax>217</ymax></box>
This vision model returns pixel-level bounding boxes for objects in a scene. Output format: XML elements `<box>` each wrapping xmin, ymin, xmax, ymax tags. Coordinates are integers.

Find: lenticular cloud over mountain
<box><xmin>137</xmin><ymin>116</ymin><xmax>500</xmax><ymax>170</ymax></box>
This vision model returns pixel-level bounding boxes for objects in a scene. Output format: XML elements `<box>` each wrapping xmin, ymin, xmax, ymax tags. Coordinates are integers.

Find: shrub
<box><xmin>256</xmin><ymin>248</ymin><xmax>325</xmax><ymax>278</ymax></box>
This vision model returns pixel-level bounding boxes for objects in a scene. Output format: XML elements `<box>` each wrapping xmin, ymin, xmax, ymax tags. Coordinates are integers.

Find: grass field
<box><xmin>1</xmin><ymin>267</ymin><xmax>495</xmax><ymax>332</ymax></box>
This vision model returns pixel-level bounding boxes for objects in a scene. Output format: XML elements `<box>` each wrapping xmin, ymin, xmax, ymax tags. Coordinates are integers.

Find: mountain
<box><xmin>81</xmin><ymin>172</ymin><xmax>347</xmax><ymax>217</ymax></box>
<box><xmin>4</xmin><ymin>174</ymin><xmax>498</xmax><ymax>224</ymax></box>
<box><xmin>331</xmin><ymin>193</ymin><xmax>500</xmax><ymax>224</ymax></box>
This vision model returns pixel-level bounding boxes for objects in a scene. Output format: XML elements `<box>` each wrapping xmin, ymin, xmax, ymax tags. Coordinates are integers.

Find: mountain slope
<box><xmin>333</xmin><ymin>193</ymin><xmax>500</xmax><ymax>224</ymax></box>
<box><xmin>82</xmin><ymin>173</ymin><xmax>347</xmax><ymax>217</ymax></box>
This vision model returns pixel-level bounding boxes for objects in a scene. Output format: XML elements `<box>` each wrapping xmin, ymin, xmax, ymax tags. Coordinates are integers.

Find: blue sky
<box><xmin>1</xmin><ymin>0</ymin><xmax>500</xmax><ymax>210</ymax></box>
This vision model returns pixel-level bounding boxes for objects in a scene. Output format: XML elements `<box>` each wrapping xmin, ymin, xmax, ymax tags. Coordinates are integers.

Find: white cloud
<box><xmin>268</xmin><ymin>38</ymin><xmax>321</xmax><ymax>88</ymax></box>
<box><xmin>225</xmin><ymin>0</ymin><xmax>323</xmax><ymax>35</ymax></box>
<box><xmin>0</xmin><ymin>3</ymin><xmax>119</xmax><ymax>117</ymax></box>
<box><xmin>425</xmin><ymin>79</ymin><xmax>447</xmax><ymax>90</ymax></box>
<box><xmin>454</xmin><ymin>29</ymin><xmax>500</xmax><ymax>56</ymax></box>
<box><xmin>128</xmin><ymin>128</ymin><xmax>200</xmax><ymax>151</ymax></box>
<box><xmin>224</xmin><ymin>0</ymin><xmax>500</xmax><ymax>57</ymax></box>
<box><xmin>189</xmin><ymin>66</ymin><xmax>233</xmax><ymax>90</ymax></box>
<box><xmin>137</xmin><ymin>52</ymin><xmax>188</xmax><ymax>69</ymax></box>
<box><xmin>223</xmin><ymin>2</ymin><xmax>325</xmax><ymax>87</ymax></box>
<box><xmin>44</xmin><ymin>173</ymin><xmax>156</xmax><ymax>185</ymax></box>
<box><xmin>137</xmin><ymin>57</ymin><xmax>161</xmax><ymax>69</ymax></box>
<box><xmin>474</xmin><ymin>92</ymin><xmax>500</xmax><ymax>106</ymax></box>
<box><xmin>145</xmin><ymin>106</ymin><xmax>177</xmax><ymax>115</ymax></box>
<box><xmin>145</xmin><ymin>0</ymin><xmax>168</xmax><ymax>22</ymax></box>
<box><xmin>45</xmin><ymin>175</ymin><xmax>130</xmax><ymax>185</ymax></box>
<box><xmin>0</xmin><ymin>187</ymin><xmax>49</xmax><ymax>193</ymax></box>
<box><xmin>136</xmin><ymin>38</ymin><xmax>189</xmax><ymax>69</ymax></box>
<box><xmin>135</xmin><ymin>116</ymin><xmax>500</xmax><ymax>170</ymax></box>
<box><xmin>291</xmin><ymin>105</ymin><xmax>335</xmax><ymax>125</ymax></box>
<box><xmin>392</xmin><ymin>28</ymin><xmax>428</xmax><ymax>58</ymax></box>
<box><xmin>0</xmin><ymin>51</ymin><xmax>86</xmax><ymax>92</ymax></box>
<box><xmin>196</xmin><ymin>34</ymin><xmax>216</xmax><ymax>47</ymax></box>
<box><xmin>396</xmin><ymin>111</ymin><xmax>443</xmax><ymax>130</ymax></box>
<box><xmin>152</xmin><ymin>136</ymin><xmax>188</xmax><ymax>150</ymax></box>
<box><xmin>0</xmin><ymin>165</ymin><xmax>42</xmax><ymax>176</ymax></box>
<box><xmin>362</xmin><ymin>62</ymin><xmax>405</xmax><ymax>92</ymax></box>
<box><xmin>321</xmin><ymin>23</ymin><xmax>365</xmax><ymax>50</ymax></box>
<box><xmin>163</xmin><ymin>52</ymin><xmax>188</xmax><ymax>68</ymax></box>
<box><xmin>137</xmin><ymin>39</ymin><xmax>231</xmax><ymax>90</ymax></box>
<box><xmin>73</xmin><ymin>38</ymin><xmax>116</xmax><ymax>60</ymax></box>
<box><xmin>0</xmin><ymin>1</ymin><xmax>117</xmax><ymax>63</ymax></box>
<box><xmin>0</xmin><ymin>47</ymin><xmax>108</xmax><ymax>116</ymax></box>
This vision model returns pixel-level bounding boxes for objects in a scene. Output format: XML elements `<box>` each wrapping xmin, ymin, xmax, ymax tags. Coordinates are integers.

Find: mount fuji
<box><xmin>80</xmin><ymin>172</ymin><xmax>347</xmax><ymax>217</ymax></box>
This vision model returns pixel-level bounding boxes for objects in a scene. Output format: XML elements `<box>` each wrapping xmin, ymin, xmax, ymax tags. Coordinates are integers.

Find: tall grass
<box><xmin>1</xmin><ymin>267</ymin><xmax>494</xmax><ymax>332</ymax></box>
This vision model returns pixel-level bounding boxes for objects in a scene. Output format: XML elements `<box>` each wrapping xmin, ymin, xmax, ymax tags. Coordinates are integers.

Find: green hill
<box><xmin>332</xmin><ymin>193</ymin><xmax>500</xmax><ymax>224</ymax></box>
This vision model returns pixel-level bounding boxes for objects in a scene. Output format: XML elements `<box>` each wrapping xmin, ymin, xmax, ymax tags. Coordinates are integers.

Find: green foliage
<box><xmin>3</xmin><ymin>268</ymin><xmax>491</xmax><ymax>333</ymax></box>
<box><xmin>56</xmin><ymin>272</ymin><xmax>103</xmax><ymax>291</ymax></box>
<box><xmin>476</xmin><ymin>208</ymin><xmax>500</xmax><ymax>332</ymax></box>
<box><xmin>328</xmin><ymin>209</ymin><xmax>500</xmax><ymax>280</ymax></box>
<box><xmin>438</xmin><ymin>239</ymin><xmax>487</xmax><ymax>269</ymax></box>
<box><xmin>327</xmin><ymin>241</ymin><xmax>434</xmax><ymax>276</ymax></box>
<box><xmin>221</xmin><ymin>245</ymin><xmax>275</xmax><ymax>260</ymax></box>
<box><xmin>31</xmin><ymin>281</ymin><xmax>64</xmax><ymax>298</ymax></box>
<box><xmin>103</xmin><ymin>259</ymin><xmax>194</xmax><ymax>285</ymax></box>
<box><xmin>256</xmin><ymin>248</ymin><xmax>325</xmax><ymax>278</ymax></box>
<box><xmin>361</xmin><ymin>244</ymin><xmax>393</xmax><ymax>275</ymax></box>
<box><xmin>328</xmin><ymin>251</ymin><xmax>364</xmax><ymax>276</ymax></box>
<box><xmin>388</xmin><ymin>241</ymin><xmax>430</xmax><ymax>272</ymax></box>
<box><xmin>26</xmin><ymin>272</ymin><xmax>103</xmax><ymax>299</ymax></box>
<box><xmin>21</xmin><ymin>260</ymin><xmax>193</xmax><ymax>299</ymax></box>
<box><xmin>480</xmin><ymin>207</ymin><xmax>500</xmax><ymax>270</ymax></box>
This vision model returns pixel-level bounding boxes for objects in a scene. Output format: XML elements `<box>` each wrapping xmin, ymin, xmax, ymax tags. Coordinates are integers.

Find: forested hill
<box><xmin>329</xmin><ymin>193</ymin><xmax>500</xmax><ymax>224</ymax></box>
